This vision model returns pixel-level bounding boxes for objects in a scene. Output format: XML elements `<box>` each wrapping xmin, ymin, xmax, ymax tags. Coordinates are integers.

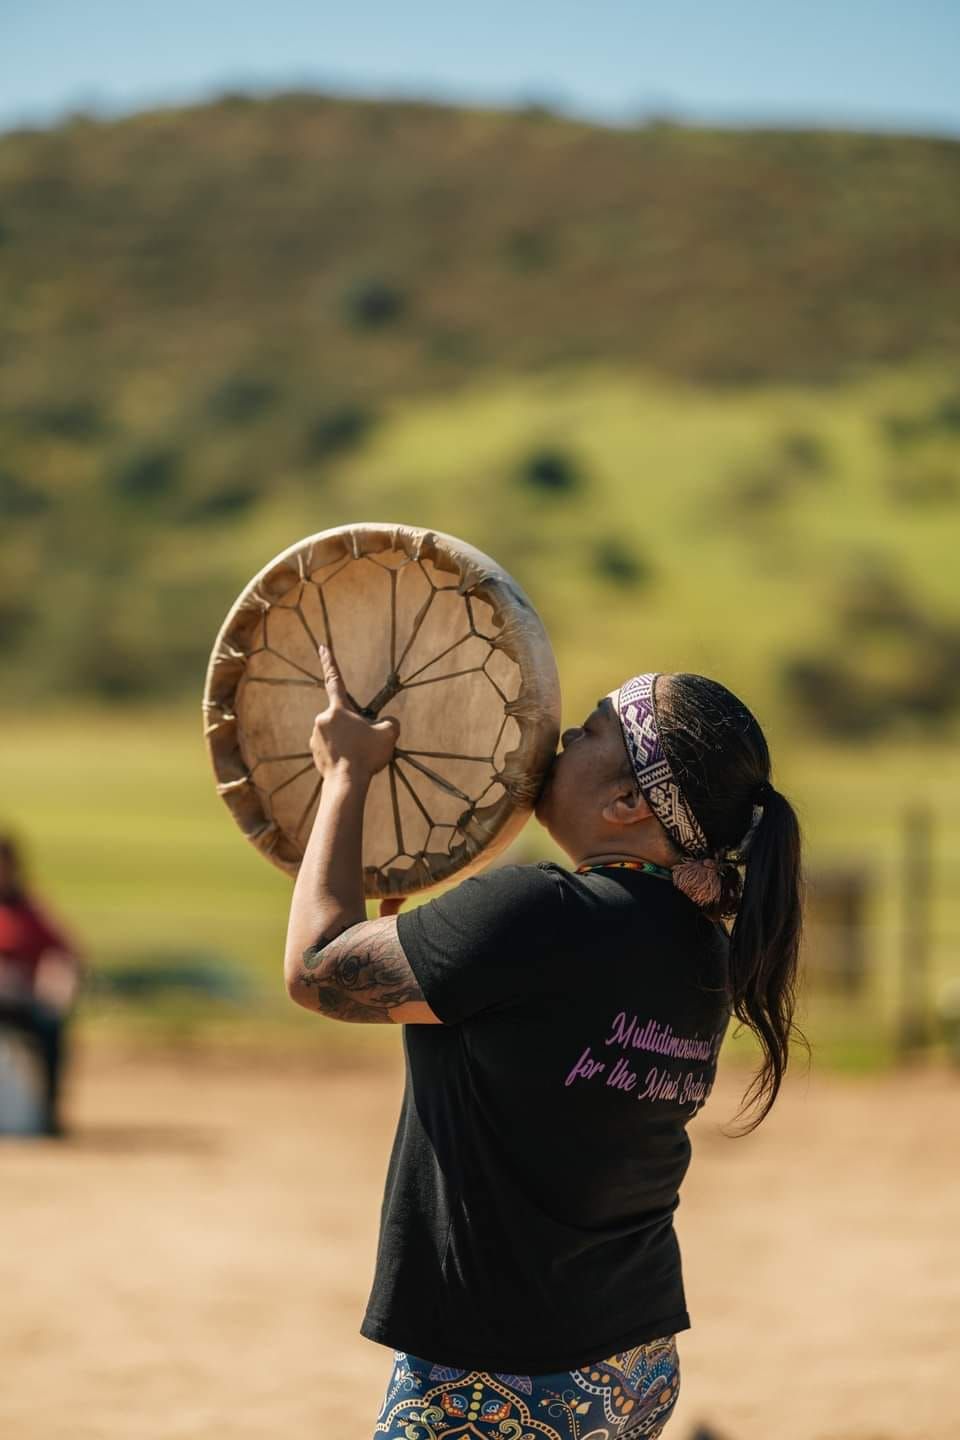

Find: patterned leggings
<box><xmin>373</xmin><ymin>1334</ymin><xmax>680</xmax><ymax>1439</ymax></box>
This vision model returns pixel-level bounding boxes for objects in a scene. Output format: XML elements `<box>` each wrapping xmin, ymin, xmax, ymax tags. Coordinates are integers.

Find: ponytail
<box><xmin>725</xmin><ymin>786</ymin><xmax>808</xmax><ymax>1135</ymax></box>
<box><xmin>654</xmin><ymin>673</ymin><xmax>809</xmax><ymax>1134</ymax></box>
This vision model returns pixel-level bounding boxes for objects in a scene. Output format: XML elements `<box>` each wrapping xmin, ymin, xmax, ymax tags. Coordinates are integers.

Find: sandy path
<box><xmin>1</xmin><ymin>1042</ymin><xmax>957</xmax><ymax>1440</ymax></box>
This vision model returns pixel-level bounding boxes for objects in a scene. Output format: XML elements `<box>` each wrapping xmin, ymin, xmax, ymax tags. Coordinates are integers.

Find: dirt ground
<box><xmin>1</xmin><ymin>1041</ymin><xmax>958</xmax><ymax>1440</ymax></box>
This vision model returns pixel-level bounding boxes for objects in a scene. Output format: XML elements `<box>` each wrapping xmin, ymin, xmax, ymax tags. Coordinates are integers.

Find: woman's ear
<box><xmin>600</xmin><ymin>784</ymin><xmax>653</xmax><ymax>828</ymax></box>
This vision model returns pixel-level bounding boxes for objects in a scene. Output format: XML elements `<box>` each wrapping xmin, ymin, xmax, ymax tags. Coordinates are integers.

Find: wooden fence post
<box><xmin>898</xmin><ymin>805</ymin><xmax>933</xmax><ymax>1057</ymax></box>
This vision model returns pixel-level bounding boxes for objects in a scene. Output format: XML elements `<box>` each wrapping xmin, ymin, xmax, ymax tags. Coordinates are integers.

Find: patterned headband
<box><xmin>615</xmin><ymin>672</ymin><xmax>710</xmax><ymax>859</ymax></box>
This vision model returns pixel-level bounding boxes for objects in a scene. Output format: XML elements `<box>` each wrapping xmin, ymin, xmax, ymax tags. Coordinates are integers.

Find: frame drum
<box><xmin>203</xmin><ymin>523</ymin><xmax>561</xmax><ymax>897</ymax></box>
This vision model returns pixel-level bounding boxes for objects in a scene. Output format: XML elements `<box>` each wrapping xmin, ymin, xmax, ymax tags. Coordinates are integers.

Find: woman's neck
<box><xmin>573</xmin><ymin>847</ymin><xmax>675</xmax><ymax>870</ymax></box>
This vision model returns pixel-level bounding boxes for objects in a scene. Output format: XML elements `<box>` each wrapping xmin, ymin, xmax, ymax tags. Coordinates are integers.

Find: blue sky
<box><xmin>4</xmin><ymin>0</ymin><xmax>960</xmax><ymax>136</ymax></box>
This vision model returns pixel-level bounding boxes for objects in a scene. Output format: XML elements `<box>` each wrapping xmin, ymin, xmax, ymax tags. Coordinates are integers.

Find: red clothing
<box><xmin>0</xmin><ymin>896</ymin><xmax>74</xmax><ymax>987</ymax></box>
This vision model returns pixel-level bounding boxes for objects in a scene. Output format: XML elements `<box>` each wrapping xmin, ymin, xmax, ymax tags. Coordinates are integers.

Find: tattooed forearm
<box><xmin>294</xmin><ymin>981</ymin><xmax>395</xmax><ymax>1023</ymax></box>
<box><xmin>290</xmin><ymin>916</ymin><xmax>425</xmax><ymax>1023</ymax></box>
<box><xmin>301</xmin><ymin>916</ymin><xmax>362</xmax><ymax>970</ymax></box>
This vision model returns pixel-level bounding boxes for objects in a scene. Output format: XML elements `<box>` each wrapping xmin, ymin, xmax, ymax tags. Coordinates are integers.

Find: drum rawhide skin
<box><xmin>203</xmin><ymin>523</ymin><xmax>561</xmax><ymax>898</ymax></box>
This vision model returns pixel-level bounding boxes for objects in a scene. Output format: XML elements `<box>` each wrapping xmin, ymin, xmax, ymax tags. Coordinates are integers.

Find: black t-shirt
<box><xmin>360</xmin><ymin>860</ymin><xmax>732</xmax><ymax>1374</ymax></box>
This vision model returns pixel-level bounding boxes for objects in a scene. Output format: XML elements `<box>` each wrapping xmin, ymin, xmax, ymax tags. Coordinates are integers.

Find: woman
<box><xmin>284</xmin><ymin>648</ymin><xmax>804</xmax><ymax>1439</ymax></box>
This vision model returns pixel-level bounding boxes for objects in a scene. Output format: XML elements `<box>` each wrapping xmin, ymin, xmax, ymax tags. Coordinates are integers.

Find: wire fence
<box><xmin>802</xmin><ymin>805</ymin><xmax>960</xmax><ymax>1064</ymax></box>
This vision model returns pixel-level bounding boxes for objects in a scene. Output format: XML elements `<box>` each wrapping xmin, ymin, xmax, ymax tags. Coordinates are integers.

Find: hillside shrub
<box><xmin>881</xmin><ymin>395</ymin><xmax>960</xmax><ymax>448</ymax></box>
<box><xmin>836</xmin><ymin>565</ymin><xmax>920</xmax><ymax>633</ymax></box>
<box><xmin>881</xmin><ymin>413</ymin><xmax>928</xmax><ymax>448</ymax></box>
<box><xmin>207</xmin><ymin>374</ymin><xmax>279</xmax><ymax>425</ymax></box>
<box><xmin>501</xmin><ymin>227</ymin><xmax>552</xmax><ymax>271</ymax></box>
<box><xmin>0</xmin><ymin>598</ymin><xmax>33</xmax><ymax>653</ymax></box>
<box><xmin>934</xmin><ymin>393</ymin><xmax>960</xmax><ymax>432</ymax></box>
<box><xmin>593</xmin><ymin>538</ymin><xmax>650</xmax><ymax>587</ymax></box>
<box><xmin>304</xmin><ymin>404</ymin><xmax>377</xmax><ymax>460</ymax></box>
<box><xmin>517</xmin><ymin>447</ymin><xmax>583</xmax><ymax>495</ymax></box>
<box><xmin>885</xmin><ymin>465</ymin><xmax>958</xmax><ymax>506</ymax></box>
<box><xmin>70</xmin><ymin>633</ymin><xmax>145</xmax><ymax>701</ymax></box>
<box><xmin>779</xmin><ymin>657</ymin><xmax>884</xmax><ymax>738</ymax></box>
<box><xmin>110</xmin><ymin>445</ymin><xmax>180</xmax><ymax>503</ymax></box>
<box><xmin>0</xmin><ymin>470</ymin><xmax>49</xmax><ymax>518</ymax></box>
<box><xmin>342</xmin><ymin>278</ymin><xmax>406</xmax><ymax>330</ymax></box>
<box><xmin>727</xmin><ymin>462</ymin><xmax>794</xmax><ymax>509</ymax></box>
<box><xmin>178</xmin><ymin>479</ymin><xmax>260</xmax><ymax>523</ymax></box>
<box><xmin>20</xmin><ymin>398</ymin><xmax>104</xmax><ymax>441</ymax></box>
<box><xmin>728</xmin><ymin>429</ymin><xmax>830</xmax><ymax>510</ymax></box>
<box><xmin>780</xmin><ymin>565</ymin><xmax>960</xmax><ymax>736</ymax></box>
<box><xmin>780</xmin><ymin>429</ymin><xmax>830</xmax><ymax>473</ymax></box>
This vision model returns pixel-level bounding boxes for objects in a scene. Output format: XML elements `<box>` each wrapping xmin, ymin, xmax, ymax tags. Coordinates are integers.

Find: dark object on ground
<box><xmin>0</xmin><ymin>999</ymin><xmax>64</xmax><ymax>1137</ymax></box>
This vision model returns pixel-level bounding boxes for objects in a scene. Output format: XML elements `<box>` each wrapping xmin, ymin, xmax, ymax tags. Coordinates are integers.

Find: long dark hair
<box><xmin>655</xmin><ymin>674</ymin><xmax>808</xmax><ymax>1134</ymax></box>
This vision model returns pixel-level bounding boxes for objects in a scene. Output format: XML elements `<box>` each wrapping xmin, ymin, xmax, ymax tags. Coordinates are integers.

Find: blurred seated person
<box><xmin>0</xmin><ymin>834</ymin><xmax>83</xmax><ymax>1137</ymax></box>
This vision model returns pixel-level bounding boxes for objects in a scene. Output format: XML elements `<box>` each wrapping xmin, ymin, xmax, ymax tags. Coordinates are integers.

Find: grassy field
<box><xmin>2</xmin><ymin>701</ymin><xmax>957</xmax><ymax>1072</ymax></box>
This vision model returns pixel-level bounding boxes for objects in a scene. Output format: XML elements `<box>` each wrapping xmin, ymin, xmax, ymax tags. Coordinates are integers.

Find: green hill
<box><xmin>1</xmin><ymin>95</ymin><xmax>959</xmax><ymax>735</ymax></box>
<box><xmin>3</xmin><ymin>94</ymin><xmax>959</xmax><ymax>390</ymax></box>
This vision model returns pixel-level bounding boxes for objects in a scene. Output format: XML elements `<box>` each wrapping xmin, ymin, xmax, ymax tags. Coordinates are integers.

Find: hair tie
<box><xmin>720</xmin><ymin>801</ymin><xmax>766</xmax><ymax>865</ymax></box>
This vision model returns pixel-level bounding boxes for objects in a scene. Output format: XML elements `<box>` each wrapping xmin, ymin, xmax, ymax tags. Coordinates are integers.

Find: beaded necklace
<box><xmin>575</xmin><ymin>859</ymin><xmax>673</xmax><ymax>882</ymax></box>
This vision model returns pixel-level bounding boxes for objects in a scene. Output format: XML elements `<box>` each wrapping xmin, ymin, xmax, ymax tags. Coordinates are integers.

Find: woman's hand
<box><xmin>310</xmin><ymin>644</ymin><xmax>400</xmax><ymax>781</ymax></box>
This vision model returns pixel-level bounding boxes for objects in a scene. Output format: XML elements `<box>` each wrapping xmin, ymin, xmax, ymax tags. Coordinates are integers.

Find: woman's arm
<box><xmin>283</xmin><ymin>761</ymin><xmax>369</xmax><ymax>982</ymax></box>
<box><xmin>282</xmin><ymin>646</ymin><xmax>441</xmax><ymax>1025</ymax></box>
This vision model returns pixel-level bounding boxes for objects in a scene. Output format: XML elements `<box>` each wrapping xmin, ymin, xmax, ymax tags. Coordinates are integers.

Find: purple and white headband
<box><xmin>616</xmin><ymin>672</ymin><xmax>710</xmax><ymax>858</ymax></box>
<box><xmin>615</xmin><ymin>672</ymin><xmax>768</xmax><ymax>911</ymax></box>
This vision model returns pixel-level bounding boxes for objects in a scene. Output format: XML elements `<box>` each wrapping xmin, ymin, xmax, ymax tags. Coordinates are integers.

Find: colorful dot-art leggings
<box><xmin>373</xmin><ymin>1334</ymin><xmax>680</xmax><ymax>1439</ymax></box>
